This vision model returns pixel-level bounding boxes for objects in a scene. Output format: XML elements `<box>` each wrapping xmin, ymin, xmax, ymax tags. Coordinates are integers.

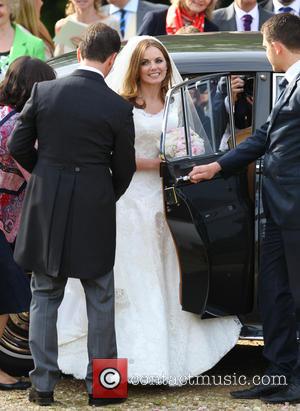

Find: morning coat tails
<box><xmin>8</xmin><ymin>69</ymin><xmax>136</xmax><ymax>279</ymax></box>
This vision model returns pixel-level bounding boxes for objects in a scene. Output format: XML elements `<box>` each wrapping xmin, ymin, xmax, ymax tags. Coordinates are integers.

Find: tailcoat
<box><xmin>9</xmin><ymin>69</ymin><xmax>136</xmax><ymax>278</ymax></box>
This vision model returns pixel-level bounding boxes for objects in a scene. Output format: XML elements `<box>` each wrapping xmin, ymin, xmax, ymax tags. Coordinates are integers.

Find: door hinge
<box><xmin>165</xmin><ymin>186</ymin><xmax>180</xmax><ymax>207</ymax></box>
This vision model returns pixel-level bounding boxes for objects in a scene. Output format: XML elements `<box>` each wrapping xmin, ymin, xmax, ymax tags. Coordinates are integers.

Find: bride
<box><xmin>57</xmin><ymin>36</ymin><xmax>241</xmax><ymax>382</ymax></box>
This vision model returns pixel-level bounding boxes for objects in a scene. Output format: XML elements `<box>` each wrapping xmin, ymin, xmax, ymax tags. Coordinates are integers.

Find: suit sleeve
<box><xmin>111</xmin><ymin>106</ymin><xmax>136</xmax><ymax>201</ymax></box>
<box><xmin>217</xmin><ymin>120</ymin><xmax>269</xmax><ymax>175</ymax></box>
<box><xmin>8</xmin><ymin>83</ymin><xmax>38</xmax><ymax>172</ymax></box>
<box><xmin>212</xmin><ymin>11</ymin><xmax>221</xmax><ymax>27</ymax></box>
<box><xmin>137</xmin><ymin>11</ymin><xmax>156</xmax><ymax>35</ymax></box>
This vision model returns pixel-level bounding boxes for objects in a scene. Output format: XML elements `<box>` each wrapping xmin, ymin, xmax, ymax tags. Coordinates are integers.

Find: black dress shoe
<box><xmin>261</xmin><ymin>381</ymin><xmax>300</xmax><ymax>404</ymax></box>
<box><xmin>88</xmin><ymin>395</ymin><xmax>126</xmax><ymax>407</ymax></box>
<box><xmin>0</xmin><ymin>380</ymin><xmax>31</xmax><ymax>391</ymax></box>
<box><xmin>29</xmin><ymin>387</ymin><xmax>54</xmax><ymax>406</ymax></box>
<box><xmin>230</xmin><ymin>383</ymin><xmax>285</xmax><ymax>399</ymax></box>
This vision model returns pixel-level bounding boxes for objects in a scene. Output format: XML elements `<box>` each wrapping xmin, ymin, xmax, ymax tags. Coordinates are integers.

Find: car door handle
<box><xmin>176</xmin><ymin>175</ymin><xmax>191</xmax><ymax>183</ymax></box>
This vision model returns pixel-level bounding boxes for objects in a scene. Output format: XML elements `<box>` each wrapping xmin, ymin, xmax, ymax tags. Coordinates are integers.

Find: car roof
<box><xmin>49</xmin><ymin>31</ymin><xmax>272</xmax><ymax>77</ymax></box>
<box><xmin>163</xmin><ymin>32</ymin><xmax>271</xmax><ymax>73</ymax></box>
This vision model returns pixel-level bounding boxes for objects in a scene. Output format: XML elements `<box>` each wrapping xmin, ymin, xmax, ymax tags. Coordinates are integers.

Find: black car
<box><xmin>0</xmin><ymin>32</ymin><xmax>284</xmax><ymax>375</ymax></box>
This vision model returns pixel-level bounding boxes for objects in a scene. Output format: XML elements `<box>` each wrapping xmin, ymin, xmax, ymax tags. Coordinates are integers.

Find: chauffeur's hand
<box><xmin>189</xmin><ymin>162</ymin><xmax>221</xmax><ymax>183</ymax></box>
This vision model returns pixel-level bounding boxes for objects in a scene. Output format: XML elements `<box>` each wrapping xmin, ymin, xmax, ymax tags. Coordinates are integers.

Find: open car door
<box><xmin>160</xmin><ymin>74</ymin><xmax>254</xmax><ymax>317</ymax></box>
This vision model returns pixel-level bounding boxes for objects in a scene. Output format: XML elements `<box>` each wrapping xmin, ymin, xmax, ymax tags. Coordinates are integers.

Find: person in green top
<box><xmin>0</xmin><ymin>0</ymin><xmax>45</xmax><ymax>79</ymax></box>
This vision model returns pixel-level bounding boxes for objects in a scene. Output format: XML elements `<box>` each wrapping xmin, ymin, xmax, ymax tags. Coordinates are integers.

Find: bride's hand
<box><xmin>153</xmin><ymin>157</ymin><xmax>161</xmax><ymax>171</ymax></box>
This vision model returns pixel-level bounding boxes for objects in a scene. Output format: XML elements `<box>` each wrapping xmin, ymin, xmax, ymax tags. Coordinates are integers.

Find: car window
<box><xmin>163</xmin><ymin>74</ymin><xmax>234</xmax><ymax>161</ymax></box>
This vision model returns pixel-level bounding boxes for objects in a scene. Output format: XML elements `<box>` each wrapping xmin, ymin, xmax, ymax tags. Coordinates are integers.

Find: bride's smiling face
<box><xmin>139</xmin><ymin>46</ymin><xmax>168</xmax><ymax>87</ymax></box>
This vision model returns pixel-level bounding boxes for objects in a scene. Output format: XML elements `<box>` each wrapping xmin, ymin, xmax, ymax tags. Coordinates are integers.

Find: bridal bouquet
<box><xmin>164</xmin><ymin>127</ymin><xmax>205</xmax><ymax>158</ymax></box>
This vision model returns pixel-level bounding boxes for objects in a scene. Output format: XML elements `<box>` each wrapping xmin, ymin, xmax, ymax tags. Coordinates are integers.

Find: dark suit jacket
<box><xmin>218</xmin><ymin>73</ymin><xmax>300</xmax><ymax>229</ymax></box>
<box><xmin>259</xmin><ymin>0</ymin><xmax>274</xmax><ymax>12</ymax></box>
<box><xmin>8</xmin><ymin>69</ymin><xmax>136</xmax><ymax>279</ymax></box>
<box><xmin>138</xmin><ymin>8</ymin><xmax>219</xmax><ymax>36</ymax></box>
<box><xmin>212</xmin><ymin>3</ymin><xmax>273</xmax><ymax>30</ymax></box>
<box><xmin>136</xmin><ymin>0</ymin><xmax>168</xmax><ymax>30</ymax></box>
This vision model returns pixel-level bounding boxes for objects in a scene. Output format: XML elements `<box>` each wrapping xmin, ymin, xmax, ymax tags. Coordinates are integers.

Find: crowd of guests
<box><xmin>0</xmin><ymin>0</ymin><xmax>299</xmax><ymax>397</ymax></box>
<box><xmin>53</xmin><ymin>0</ymin><xmax>300</xmax><ymax>47</ymax></box>
<box><xmin>1</xmin><ymin>0</ymin><xmax>299</xmax><ymax>79</ymax></box>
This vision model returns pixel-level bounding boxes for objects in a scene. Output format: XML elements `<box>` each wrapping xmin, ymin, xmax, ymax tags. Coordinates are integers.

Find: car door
<box><xmin>160</xmin><ymin>74</ymin><xmax>254</xmax><ymax>317</ymax></box>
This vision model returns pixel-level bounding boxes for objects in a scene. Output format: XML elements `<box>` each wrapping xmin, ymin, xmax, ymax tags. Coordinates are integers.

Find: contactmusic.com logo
<box><xmin>92</xmin><ymin>359</ymin><xmax>128</xmax><ymax>398</ymax></box>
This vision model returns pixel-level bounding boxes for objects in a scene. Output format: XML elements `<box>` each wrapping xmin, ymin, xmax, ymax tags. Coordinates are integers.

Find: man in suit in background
<box><xmin>188</xmin><ymin>14</ymin><xmax>300</xmax><ymax>404</ymax></box>
<box><xmin>8</xmin><ymin>23</ymin><xmax>136</xmax><ymax>407</ymax></box>
<box><xmin>101</xmin><ymin>0</ymin><xmax>167</xmax><ymax>39</ymax></box>
<box><xmin>213</xmin><ymin>0</ymin><xmax>273</xmax><ymax>30</ymax></box>
<box><xmin>260</xmin><ymin>0</ymin><xmax>300</xmax><ymax>15</ymax></box>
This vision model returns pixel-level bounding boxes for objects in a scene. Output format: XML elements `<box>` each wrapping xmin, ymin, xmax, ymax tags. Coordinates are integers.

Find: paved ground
<box><xmin>1</xmin><ymin>343</ymin><xmax>300</xmax><ymax>410</ymax></box>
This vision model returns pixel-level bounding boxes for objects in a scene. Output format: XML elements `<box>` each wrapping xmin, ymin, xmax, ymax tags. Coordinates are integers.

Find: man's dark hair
<box><xmin>79</xmin><ymin>22</ymin><xmax>121</xmax><ymax>62</ymax></box>
<box><xmin>0</xmin><ymin>56</ymin><xmax>56</xmax><ymax>112</ymax></box>
<box><xmin>261</xmin><ymin>13</ymin><xmax>300</xmax><ymax>51</ymax></box>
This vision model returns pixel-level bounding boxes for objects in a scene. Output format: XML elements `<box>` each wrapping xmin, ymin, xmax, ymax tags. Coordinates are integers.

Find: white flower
<box><xmin>164</xmin><ymin>127</ymin><xmax>205</xmax><ymax>158</ymax></box>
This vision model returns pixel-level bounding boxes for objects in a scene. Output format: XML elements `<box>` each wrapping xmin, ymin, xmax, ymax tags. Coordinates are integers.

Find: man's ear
<box><xmin>77</xmin><ymin>48</ymin><xmax>81</xmax><ymax>63</ymax></box>
<box><xmin>271</xmin><ymin>41</ymin><xmax>284</xmax><ymax>55</ymax></box>
<box><xmin>108</xmin><ymin>52</ymin><xmax>118</xmax><ymax>68</ymax></box>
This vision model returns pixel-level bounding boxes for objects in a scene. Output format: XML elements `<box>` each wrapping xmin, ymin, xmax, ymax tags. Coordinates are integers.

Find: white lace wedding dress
<box><xmin>57</xmin><ymin>108</ymin><xmax>241</xmax><ymax>382</ymax></box>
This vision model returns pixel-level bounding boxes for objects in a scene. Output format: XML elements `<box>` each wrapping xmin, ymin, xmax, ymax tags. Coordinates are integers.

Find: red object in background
<box><xmin>92</xmin><ymin>358</ymin><xmax>128</xmax><ymax>398</ymax></box>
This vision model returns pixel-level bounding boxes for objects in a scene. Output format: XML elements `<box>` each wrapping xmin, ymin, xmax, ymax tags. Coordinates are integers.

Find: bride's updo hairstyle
<box><xmin>121</xmin><ymin>39</ymin><xmax>173</xmax><ymax>109</ymax></box>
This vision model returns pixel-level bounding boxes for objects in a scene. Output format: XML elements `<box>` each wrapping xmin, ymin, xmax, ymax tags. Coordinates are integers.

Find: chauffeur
<box><xmin>189</xmin><ymin>13</ymin><xmax>300</xmax><ymax>405</ymax></box>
